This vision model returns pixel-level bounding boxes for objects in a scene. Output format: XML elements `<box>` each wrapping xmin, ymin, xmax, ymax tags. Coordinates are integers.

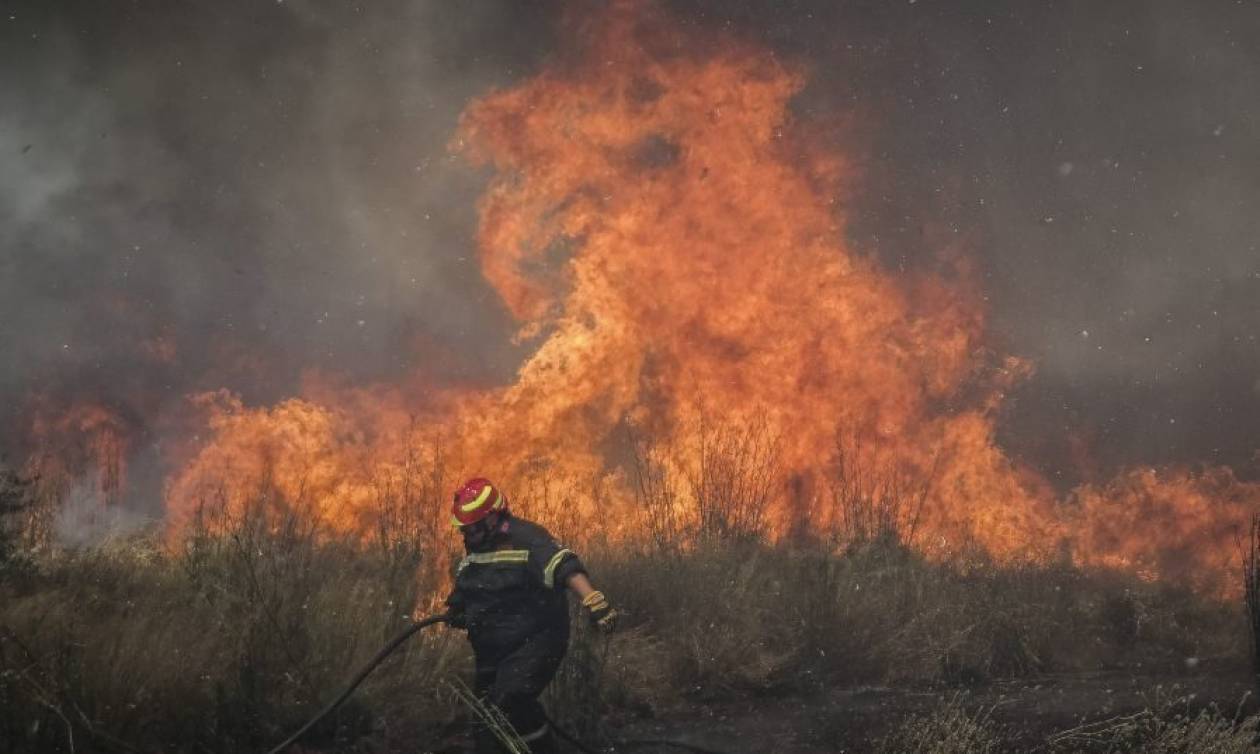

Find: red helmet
<box><xmin>451</xmin><ymin>477</ymin><xmax>508</xmax><ymax>526</ymax></box>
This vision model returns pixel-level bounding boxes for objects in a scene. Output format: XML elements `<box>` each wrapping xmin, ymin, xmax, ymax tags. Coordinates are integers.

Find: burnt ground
<box><xmin>592</xmin><ymin>662</ymin><xmax>1258</xmax><ymax>753</ymax></box>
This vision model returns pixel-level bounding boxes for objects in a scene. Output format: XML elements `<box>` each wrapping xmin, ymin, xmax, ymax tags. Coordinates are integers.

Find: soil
<box><xmin>598</xmin><ymin>662</ymin><xmax>1258</xmax><ymax>753</ymax></box>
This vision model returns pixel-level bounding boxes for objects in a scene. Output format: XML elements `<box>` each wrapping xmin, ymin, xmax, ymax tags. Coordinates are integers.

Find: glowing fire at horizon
<box><xmin>24</xmin><ymin>1</ymin><xmax>1258</xmax><ymax>594</ymax></box>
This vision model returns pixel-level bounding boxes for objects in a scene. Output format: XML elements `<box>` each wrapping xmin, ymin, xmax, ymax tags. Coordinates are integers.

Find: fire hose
<box><xmin>264</xmin><ymin>613</ymin><xmax>726</xmax><ymax>754</ymax></box>
<box><xmin>264</xmin><ymin>613</ymin><xmax>450</xmax><ymax>754</ymax></box>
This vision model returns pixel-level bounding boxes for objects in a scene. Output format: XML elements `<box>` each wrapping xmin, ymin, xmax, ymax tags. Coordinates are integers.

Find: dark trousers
<box><xmin>472</xmin><ymin>631</ymin><xmax>566</xmax><ymax>753</ymax></box>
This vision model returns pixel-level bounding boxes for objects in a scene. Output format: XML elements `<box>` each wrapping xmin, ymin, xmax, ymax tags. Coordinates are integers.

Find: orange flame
<box><xmin>161</xmin><ymin>0</ymin><xmax>1257</xmax><ymax>592</ymax></box>
<box><xmin>449</xmin><ymin>0</ymin><xmax>1057</xmax><ymax>553</ymax></box>
<box><xmin>26</xmin><ymin>397</ymin><xmax>131</xmax><ymax>513</ymax></box>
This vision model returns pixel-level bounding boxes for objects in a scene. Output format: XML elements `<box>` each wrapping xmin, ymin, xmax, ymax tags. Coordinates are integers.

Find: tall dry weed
<box><xmin>0</xmin><ymin>488</ymin><xmax>464</xmax><ymax>754</ymax></box>
<box><xmin>875</xmin><ymin>694</ymin><xmax>1002</xmax><ymax>754</ymax></box>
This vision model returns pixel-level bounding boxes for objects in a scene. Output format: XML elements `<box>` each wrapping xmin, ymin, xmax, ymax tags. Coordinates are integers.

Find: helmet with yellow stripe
<box><xmin>451</xmin><ymin>477</ymin><xmax>509</xmax><ymax>527</ymax></box>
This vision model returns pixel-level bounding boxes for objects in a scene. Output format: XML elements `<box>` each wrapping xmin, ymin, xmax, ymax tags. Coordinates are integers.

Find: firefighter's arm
<box><xmin>445</xmin><ymin>557</ymin><xmax>468</xmax><ymax>630</ymax></box>
<box><xmin>566</xmin><ymin>572</ymin><xmax>618</xmax><ymax>633</ymax></box>
<box><xmin>528</xmin><ymin>535</ymin><xmax>618</xmax><ymax>632</ymax></box>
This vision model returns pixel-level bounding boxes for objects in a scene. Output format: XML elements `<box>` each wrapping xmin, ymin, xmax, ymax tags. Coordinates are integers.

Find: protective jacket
<box><xmin>445</xmin><ymin>515</ymin><xmax>585</xmax><ymax>752</ymax></box>
<box><xmin>446</xmin><ymin>515</ymin><xmax>585</xmax><ymax>654</ymax></box>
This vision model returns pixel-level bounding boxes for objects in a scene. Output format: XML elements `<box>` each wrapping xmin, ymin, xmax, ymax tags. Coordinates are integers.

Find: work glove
<box><xmin>582</xmin><ymin>590</ymin><xmax>618</xmax><ymax>633</ymax></box>
<box><xmin>446</xmin><ymin>608</ymin><xmax>467</xmax><ymax>630</ymax></box>
<box><xmin>444</xmin><ymin>592</ymin><xmax>467</xmax><ymax>630</ymax></box>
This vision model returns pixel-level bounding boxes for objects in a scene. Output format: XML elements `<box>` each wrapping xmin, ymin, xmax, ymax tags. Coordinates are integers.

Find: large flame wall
<box><xmin>56</xmin><ymin>1</ymin><xmax>1255</xmax><ymax>593</ymax></box>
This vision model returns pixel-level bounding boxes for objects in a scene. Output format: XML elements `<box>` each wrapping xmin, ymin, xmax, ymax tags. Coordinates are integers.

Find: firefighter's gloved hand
<box><xmin>582</xmin><ymin>590</ymin><xmax>618</xmax><ymax>633</ymax></box>
<box><xmin>446</xmin><ymin>608</ymin><xmax>467</xmax><ymax>630</ymax></box>
<box><xmin>444</xmin><ymin>592</ymin><xmax>467</xmax><ymax>630</ymax></box>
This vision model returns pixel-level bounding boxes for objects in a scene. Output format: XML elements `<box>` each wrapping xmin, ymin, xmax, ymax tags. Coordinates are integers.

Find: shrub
<box><xmin>875</xmin><ymin>695</ymin><xmax>1002</xmax><ymax>754</ymax></box>
<box><xmin>0</xmin><ymin>510</ymin><xmax>464</xmax><ymax>754</ymax></box>
<box><xmin>1044</xmin><ymin>697</ymin><xmax>1260</xmax><ymax>754</ymax></box>
<box><xmin>0</xmin><ymin>464</ymin><xmax>32</xmax><ymax>567</ymax></box>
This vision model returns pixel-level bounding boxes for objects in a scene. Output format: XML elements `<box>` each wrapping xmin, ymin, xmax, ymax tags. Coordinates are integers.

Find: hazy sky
<box><xmin>1</xmin><ymin>0</ymin><xmax>1257</xmax><ymax>487</ymax></box>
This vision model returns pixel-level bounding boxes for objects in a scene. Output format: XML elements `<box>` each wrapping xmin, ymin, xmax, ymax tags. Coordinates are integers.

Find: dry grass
<box><xmin>0</xmin><ymin>521</ymin><xmax>1249</xmax><ymax>753</ymax></box>
<box><xmin>0</xmin><ymin>436</ymin><xmax>1252</xmax><ymax>753</ymax></box>
<box><xmin>875</xmin><ymin>694</ymin><xmax>1003</xmax><ymax>754</ymax></box>
<box><xmin>0</xmin><ymin>509</ymin><xmax>467</xmax><ymax>753</ymax></box>
<box><xmin>1243</xmin><ymin>514</ymin><xmax>1260</xmax><ymax>692</ymax></box>
<box><xmin>1043</xmin><ymin>694</ymin><xmax>1260</xmax><ymax>754</ymax></box>
<box><xmin>873</xmin><ymin>693</ymin><xmax>1260</xmax><ymax>754</ymax></box>
<box><xmin>595</xmin><ymin>540</ymin><xmax>1243</xmax><ymax>700</ymax></box>
<box><xmin>449</xmin><ymin>677</ymin><xmax>529</xmax><ymax>754</ymax></box>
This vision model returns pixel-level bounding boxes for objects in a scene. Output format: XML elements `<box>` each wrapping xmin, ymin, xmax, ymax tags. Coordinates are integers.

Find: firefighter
<box><xmin>444</xmin><ymin>477</ymin><xmax>617</xmax><ymax>754</ymax></box>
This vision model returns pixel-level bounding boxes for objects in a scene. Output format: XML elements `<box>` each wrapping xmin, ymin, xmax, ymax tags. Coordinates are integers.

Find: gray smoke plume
<box><xmin>1</xmin><ymin>0</ymin><xmax>1257</xmax><ymax>513</ymax></box>
<box><xmin>671</xmin><ymin>0</ymin><xmax>1260</xmax><ymax>484</ymax></box>
<box><xmin>0</xmin><ymin>0</ymin><xmax>555</xmax><ymax>437</ymax></box>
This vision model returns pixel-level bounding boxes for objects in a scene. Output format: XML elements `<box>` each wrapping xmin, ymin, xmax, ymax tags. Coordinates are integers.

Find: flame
<box><xmin>448</xmin><ymin>0</ymin><xmax>1057</xmax><ymax>554</ymax></box>
<box><xmin>153</xmin><ymin>0</ymin><xmax>1257</xmax><ymax>592</ymax></box>
<box><xmin>24</xmin><ymin>397</ymin><xmax>131</xmax><ymax>515</ymax></box>
<box><xmin>1071</xmin><ymin>466</ymin><xmax>1258</xmax><ymax>594</ymax></box>
<box><xmin>163</xmin><ymin>387</ymin><xmax>449</xmax><ymax>538</ymax></box>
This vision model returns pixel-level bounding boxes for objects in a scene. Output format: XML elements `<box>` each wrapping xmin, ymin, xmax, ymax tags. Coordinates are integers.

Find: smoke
<box><xmin>0</xmin><ymin>1</ymin><xmax>559</xmax><ymax>442</ymax></box>
<box><xmin>665</xmin><ymin>0</ymin><xmax>1260</xmax><ymax>485</ymax></box>
<box><xmin>1</xmin><ymin>0</ymin><xmax>1257</xmax><ymax>519</ymax></box>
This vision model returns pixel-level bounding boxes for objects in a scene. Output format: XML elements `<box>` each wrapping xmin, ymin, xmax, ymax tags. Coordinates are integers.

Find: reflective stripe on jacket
<box><xmin>446</xmin><ymin>516</ymin><xmax>586</xmax><ymax>654</ymax></box>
